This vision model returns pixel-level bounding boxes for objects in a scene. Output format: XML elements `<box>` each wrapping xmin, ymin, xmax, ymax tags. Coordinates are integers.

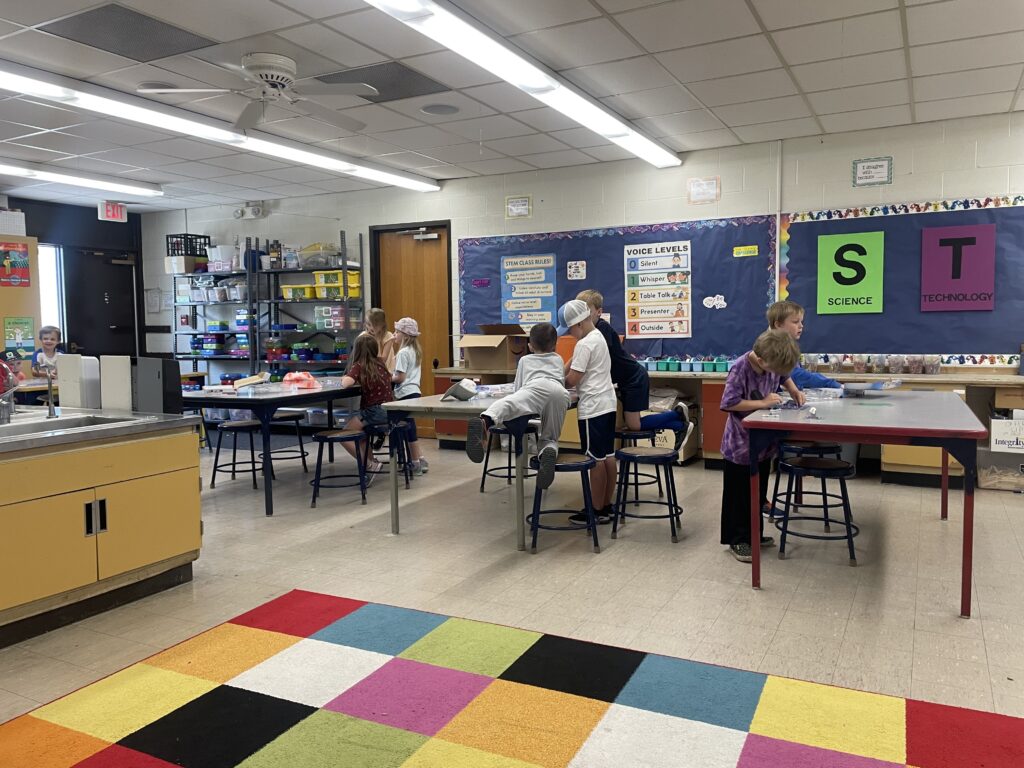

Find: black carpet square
<box><xmin>118</xmin><ymin>685</ymin><xmax>315</xmax><ymax>768</ymax></box>
<box><xmin>498</xmin><ymin>634</ymin><xmax>646</xmax><ymax>702</ymax></box>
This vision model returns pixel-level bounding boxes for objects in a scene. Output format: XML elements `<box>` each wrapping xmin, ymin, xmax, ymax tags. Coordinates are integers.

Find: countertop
<box><xmin>0</xmin><ymin>407</ymin><xmax>200</xmax><ymax>455</ymax></box>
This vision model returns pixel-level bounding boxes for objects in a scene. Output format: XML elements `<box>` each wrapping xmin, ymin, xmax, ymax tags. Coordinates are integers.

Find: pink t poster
<box><xmin>920</xmin><ymin>224</ymin><xmax>995</xmax><ymax>312</ymax></box>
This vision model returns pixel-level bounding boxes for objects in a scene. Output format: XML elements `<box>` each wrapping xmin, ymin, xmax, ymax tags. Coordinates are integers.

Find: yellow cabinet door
<box><xmin>95</xmin><ymin>468</ymin><xmax>202</xmax><ymax>580</ymax></box>
<box><xmin>0</xmin><ymin>490</ymin><xmax>98</xmax><ymax>611</ymax></box>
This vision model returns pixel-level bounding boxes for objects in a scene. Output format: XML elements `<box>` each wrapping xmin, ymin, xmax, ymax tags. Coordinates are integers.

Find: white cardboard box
<box><xmin>989</xmin><ymin>418</ymin><xmax>1024</xmax><ymax>453</ymax></box>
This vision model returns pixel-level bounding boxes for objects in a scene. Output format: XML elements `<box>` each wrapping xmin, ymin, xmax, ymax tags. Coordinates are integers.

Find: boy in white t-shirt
<box><xmin>558</xmin><ymin>299</ymin><xmax>617</xmax><ymax>524</ymax></box>
<box><xmin>466</xmin><ymin>322</ymin><xmax>569</xmax><ymax>490</ymax></box>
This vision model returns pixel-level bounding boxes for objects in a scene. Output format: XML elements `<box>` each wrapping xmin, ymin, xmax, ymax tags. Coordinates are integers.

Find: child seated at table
<box><xmin>31</xmin><ymin>325</ymin><xmax>62</xmax><ymax>378</ymax></box>
<box><xmin>465</xmin><ymin>322</ymin><xmax>569</xmax><ymax>490</ymax></box>
<box><xmin>341</xmin><ymin>334</ymin><xmax>392</xmax><ymax>483</ymax></box>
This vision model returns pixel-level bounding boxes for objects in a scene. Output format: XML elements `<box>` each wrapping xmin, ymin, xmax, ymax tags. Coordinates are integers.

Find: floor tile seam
<box><xmin>0</xmin><ymin>685</ymin><xmax>42</xmax><ymax>705</ymax></box>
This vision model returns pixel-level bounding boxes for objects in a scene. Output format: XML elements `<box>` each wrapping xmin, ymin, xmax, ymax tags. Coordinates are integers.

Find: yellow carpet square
<box><xmin>403</xmin><ymin>738</ymin><xmax>544</xmax><ymax>768</ymax></box>
<box><xmin>437</xmin><ymin>680</ymin><xmax>608</xmax><ymax>768</ymax></box>
<box><xmin>0</xmin><ymin>715</ymin><xmax>109</xmax><ymax>768</ymax></box>
<box><xmin>749</xmin><ymin>676</ymin><xmax>906</xmax><ymax>764</ymax></box>
<box><xmin>33</xmin><ymin>662</ymin><xmax>218</xmax><ymax>743</ymax></box>
<box><xmin>146</xmin><ymin>622</ymin><xmax>300</xmax><ymax>682</ymax></box>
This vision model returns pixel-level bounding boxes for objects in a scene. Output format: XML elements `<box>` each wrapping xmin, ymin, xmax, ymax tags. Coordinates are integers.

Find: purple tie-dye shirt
<box><xmin>720</xmin><ymin>351</ymin><xmax>788</xmax><ymax>465</ymax></box>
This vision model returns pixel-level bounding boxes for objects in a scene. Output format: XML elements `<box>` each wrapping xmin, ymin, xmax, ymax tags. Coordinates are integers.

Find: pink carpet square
<box><xmin>739</xmin><ymin>734</ymin><xmax>905</xmax><ymax>768</ymax></box>
<box><xmin>324</xmin><ymin>657</ymin><xmax>492</xmax><ymax>736</ymax></box>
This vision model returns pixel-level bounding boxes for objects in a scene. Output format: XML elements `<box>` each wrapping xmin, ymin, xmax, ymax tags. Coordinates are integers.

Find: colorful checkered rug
<box><xmin>3</xmin><ymin>589</ymin><xmax>1022</xmax><ymax>768</ymax></box>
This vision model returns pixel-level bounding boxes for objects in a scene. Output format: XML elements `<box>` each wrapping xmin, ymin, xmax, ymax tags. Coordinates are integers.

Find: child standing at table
<box><xmin>766</xmin><ymin>301</ymin><xmax>841</xmax><ymax>390</ymax></box>
<box><xmin>341</xmin><ymin>335</ymin><xmax>392</xmax><ymax>483</ymax></box>
<box><xmin>362</xmin><ymin>308</ymin><xmax>396</xmax><ymax>373</ymax></box>
<box><xmin>391</xmin><ymin>317</ymin><xmax>428</xmax><ymax>475</ymax></box>
<box><xmin>31</xmin><ymin>325</ymin><xmax>62</xmax><ymax>378</ymax></box>
<box><xmin>720</xmin><ymin>329</ymin><xmax>803</xmax><ymax>562</ymax></box>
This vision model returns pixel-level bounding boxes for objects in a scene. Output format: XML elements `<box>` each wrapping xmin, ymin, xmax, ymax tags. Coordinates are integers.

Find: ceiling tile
<box><xmin>151</xmin><ymin>160</ymin><xmax>237</xmax><ymax>178</ymax></box>
<box><xmin>444</xmin><ymin>114</ymin><xmax>535</xmax><ymax>141</ymax></box>
<box><xmin>326</xmin><ymin>9</ymin><xmax>444</xmax><ymax>58</ymax></box>
<box><xmin>0</xmin><ymin>19</ymin><xmax>23</xmax><ymax>37</ymax></box>
<box><xmin>0</xmin><ymin>142</ymin><xmax>72</xmax><ymax>163</ymax></box>
<box><xmin>634</xmin><ymin>109</ymin><xmax>724</xmax><ymax>137</ymax></box>
<box><xmin>511</xmin><ymin>19</ymin><xmax>643</xmax><ymax>69</ymax></box>
<box><xmin>203</xmin><ymin>154</ymin><xmax>290</xmax><ymax>173</ymax></box>
<box><xmin>616</xmin><ymin>0</ymin><xmax>760</xmax><ymax>52</ymax></box>
<box><xmin>88</xmin><ymin>63</ymin><xmax>223</xmax><ymax>105</ymax></box>
<box><xmin>184</xmin><ymin>94</ymin><xmax>295</xmax><ymax>126</ymax></box>
<box><xmin>511</xmin><ymin>108</ymin><xmax>580</xmax><ymax>132</ymax></box>
<box><xmin>484</xmin><ymin>133</ymin><xmax>570</xmax><ymax>156</ymax></box>
<box><xmin>594</xmin><ymin>0</ymin><xmax>661</xmax><ymax>11</ymax></box>
<box><xmin>306</xmin><ymin>177</ymin><xmax>377</xmax><ymax>192</ymax></box>
<box><xmin>63</xmin><ymin>119</ymin><xmax>174</xmax><ymax>146</ymax></box>
<box><xmin>791</xmin><ymin>50</ymin><xmax>906</xmax><ymax>92</ymax></box>
<box><xmin>266</xmin><ymin>182</ymin><xmax>324</xmax><ymax>197</ymax></box>
<box><xmin>0</xmin><ymin>0</ymin><xmax>113</xmax><ymax>26</ymax></box>
<box><xmin>655</xmin><ymin>35</ymin><xmax>781</xmax><ymax>84</ymax></box>
<box><xmin>0</xmin><ymin>98</ymin><xmax>93</xmax><ymax>130</ymax></box>
<box><xmin>454</xmin><ymin>0</ymin><xmax>601</xmax><ymax>36</ymax></box>
<box><xmin>461</xmin><ymin>157</ymin><xmax>536</xmax><ymax>174</ymax></box>
<box><xmin>415</xmin><ymin>164</ymin><xmax>474</xmax><ymax>179</ymax></box>
<box><xmin>915</xmin><ymin>92</ymin><xmax>1014</xmax><ymax>122</ymax></box>
<box><xmin>772</xmin><ymin>11</ymin><xmax>903</xmax><ymax>66</ymax></box>
<box><xmin>148</xmin><ymin>55</ymin><xmax>252</xmax><ymax>91</ymax></box>
<box><xmin>601</xmin><ymin>86</ymin><xmax>702</xmax><ymax>119</ymax></box>
<box><xmin>907</xmin><ymin>0</ymin><xmax>1024</xmax><ymax>46</ymax></box>
<box><xmin>732</xmin><ymin>117</ymin><xmax>820</xmax><ymax>142</ymax></box>
<box><xmin>114</xmin><ymin>167</ymin><xmax>195</xmax><ymax>184</ymax></box>
<box><xmin>261</xmin><ymin>115</ymin><xmax>356</xmax><ymax>142</ymax></box>
<box><xmin>713</xmin><ymin>95</ymin><xmax>810</xmax><ymax>126</ymax></box>
<box><xmin>257</xmin><ymin>166</ymin><xmax>335</xmax><ymax>183</ymax></box>
<box><xmin>277</xmin><ymin>23</ymin><xmax>387</xmax><ymax>69</ymax></box>
<box><xmin>517</xmin><ymin>149</ymin><xmax>597</xmax><ymax>169</ymax></box>
<box><xmin>910</xmin><ymin>32</ymin><xmax>1024</xmax><ymax>77</ymax></box>
<box><xmin>0</xmin><ymin>29</ymin><xmax>136</xmax><ymax>79</ymax></box>
<box><xmin>662</xmin><ymin>128</ymin><xmax>739</xmax><ymax>150</ymax></box>
<box><xmin>751</xmin><ymin>0</ymin><xmax>897</xmax><ymax>30</ymax></box>
<box><xmin>314</xmin><ymin>135</ymin><xmax>396</xmax><ymax>157</ymax></box>
<box><xmin>274</xmin><ymin>0</ymin><xmax>367</xmax><ymax>18</ymax></box>
<box><xmin>561</xmin><ymin>56</ymin><xmax>676</xmax><ymax>98</ymax></box>
<box><xmin>9</xmin><ymin>130</ymin><xmax>115</xmax><ymax>155</ymax></box>
<box><xmin>384</xmin><ymin>92</ymin><xmax>495</xmax><ymax>124</ymax></box>
<box><xmin>370</xmin><ymin>125</ymin><xmax>466</xmax><ymax>150</ymax></box>
<box><xmin>375</xmin><ymin>151</ymin><xmax>439</xmax><ymax>169</ymax></box>
<box><xmin>807</xmin><ymin>80</ymin><xmax>909</xmax><ymax>115</ymax></box>
<box><xmin>335</xmin><ymin>104</ymin><xmax>423</xmax><ymax>133</ymax></box>
<box><xmin>401</xmin><ymin>50</ymin><xmax>500</xmax><ymax>89</ymax></box>
<box><xmin>582</xmin><ymin>143</ymin><xmax>635</xmax><ymax>161</ymax></box>
<box><xmin>211</xmin><ymin>173</ymin><xmax>283</xmax><ymax>189</ymax></box>
<box><xmin>190</xmin><ymin>33</ymin><xmax>345</xmax><ymax>80</ymax></box>
<box><xmin>0</xmin><ymin>122</ymin><xmax>43</xmax><ymax>142</ymax></box>
<box><xmin>546</xmin><ymin>127</ymin><xmax>610</xmax><ymax>149</ymax></box>
<box><xmin>687</xmin><ymin>69</ymin><xmax>798</xmax><ymax>107</ymax></box>
<box><xmin>137</xmin><ymin>137</ymin><xmax>232</xmax><ymax>160</ymax></box>
<box><xmin>421</xmin><ymin>143</ymin><xmax>503</xmax><ymax>163</ymax></box>
<box><xmin>82</xmin><ymin>147</ymin><xmax>183</xmax><ymax>168</ymax></box>
<box><xmin>913</xmin><ymin>65</ymin><xmax>1024</xmax><ymax>102</ymax></box>
<box><xmin>47</xmin><ymin>155</ymin><xmax>143</xmax><ymax>175</ymax></box>
<box><xmin>819</xmin><ymin>104</ymin><xmax>911</xmax><ymax>133</ymax></box>
<box><xmin>121</xmin><ymin>0</ymin><xmax>305</xmax><ymax>42</ymax></box>
<box><xmin>171</xmin><ymin>179</ymin><xmax>254</xmax><ymax>196</ymax></box>
<box><xmin>462</xmin><ymin>83</ymin><xmax>540</xmax><ymax>114</ymax></box>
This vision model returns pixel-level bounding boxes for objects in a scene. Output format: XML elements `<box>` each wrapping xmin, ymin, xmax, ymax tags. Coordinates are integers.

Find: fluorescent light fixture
<box><xmin>0</xmin><ymin>60</ymin><xmax>441</xmax><ymax>192</ymax></box>
<box><xmin>0</xmin><ymin>158</ymin><xmax>163</xmax><ymax>197</ymax></box>
<box><xmin>362</xmin><ymin>0</ymin><xmax>681</xmax><ymax>169</ymax></box>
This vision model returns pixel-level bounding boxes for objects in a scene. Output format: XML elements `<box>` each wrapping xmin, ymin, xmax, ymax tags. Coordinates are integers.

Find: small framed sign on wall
<box><xmin>852</xmin><ymin>156</ymin><xmax>893</xmax><ymax>187</ymax></box>
<box><xmin>505</xmin><ymin>195</ymin><xmax>532</xmax><ymax>219</ymax></box>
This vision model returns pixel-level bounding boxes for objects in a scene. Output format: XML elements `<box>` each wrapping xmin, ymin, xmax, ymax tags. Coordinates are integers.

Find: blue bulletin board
<box><xmin>459</xmin><ymin>216</ymin><xmax>777</xmax><ymax>358</ymax></box>
<box><xmin>782</xmin><ymin>202</ymin><xmax>1024</xmax><ymax>353</ymax></box>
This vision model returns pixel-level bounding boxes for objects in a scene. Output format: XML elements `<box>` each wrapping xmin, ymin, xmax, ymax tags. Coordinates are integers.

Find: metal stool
<box><xmin>480</xmin><ymin>423</ymin><xmax>538</xmax><ymax>491</ymax></box>
<box><xmin>259</xmin><ymin>411</ymin><xmax>309</xmax><ymax>473</ymax></box>
<box><xmin>367</xmin><ymin>421</ymin><xmax>413</xmax><ymax>489</ymax></box>
<box><xmin>615</xmin><ymin>429</ymin><xmax>664</xmax><ymax>504</ymax></box>
<box><xmin>526</xmin><ymin>454</ymin><xmax>600</xmax><ymax>554</ymax></box>
<box><xmin>769</xmin><ymin>441</ymin><xmax>842</xmax><ymax>518</ymax></box>
<box><xmin>611</xmin><ymin>446</ymin><xmax>683</xmax><ymax>543</ymax></box>
<box><xmin>310</xmin><ymin>429</ymin><xmax>368</xmax><ymax>507</ymax></box>
<box><xmin>211</xmin><ymin>420</ymin><xmax>263</xmax><ymax>489</ymax></box>
<box><xmin>775</xmin><ymin>456</ymin><xmax>859</xmax><ymax>565</ymax></box>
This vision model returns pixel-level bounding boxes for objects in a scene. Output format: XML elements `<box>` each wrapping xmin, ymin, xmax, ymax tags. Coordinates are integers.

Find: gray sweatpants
<box><xmin>482</xmin><ymin>379</ymin><xmax>569</xmax><ymax>454</ymax></box>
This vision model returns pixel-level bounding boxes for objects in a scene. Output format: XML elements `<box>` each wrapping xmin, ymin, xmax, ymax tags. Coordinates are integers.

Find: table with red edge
<box><xmin>742</xmin><ymin>390</ymin><xmax>987</xmax><ymax>617</ymax></box>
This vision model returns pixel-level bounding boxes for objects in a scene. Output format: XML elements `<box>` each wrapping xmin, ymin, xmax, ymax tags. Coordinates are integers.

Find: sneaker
<box><xmin>569</xmin><ymin>507</ymin><xmax>613</xmax><ymax>525</ymax></box>
<box><xmin>760</xmin><ymin>535</ymin><xmax>776</xmax><ymax>548</ymax></box>
<box><xmin>372</xmin><ymin>434</ymin><xmax>385</xmax><ymax>451</ymax></box>
<box><xmin>364</xmin><ymin>460</ymin><xmax>382</xmax><ymax>488</ymax></box>
<box><xmin>729</xmin><ymin>543</ymin><xmax>753</xmax><ymax>562</ymax></box>
<box><xmin>417</xmin><ymin>458</ymin><xmax>429</xmax><ymax>474</ymax></box>
<box><xmin>673</xmin><ymin>401</ymin><xmax>690</xmax><ymax>423</ymax></box>
<box><xmin>465</xmin><ymin>419</ymin><xmax>486</xmax><ymax>463</ymax></box>
<box><xmin>536</xmin><ymin>446</ymin><xmax>557</xmax><ymax>490</ymax></box>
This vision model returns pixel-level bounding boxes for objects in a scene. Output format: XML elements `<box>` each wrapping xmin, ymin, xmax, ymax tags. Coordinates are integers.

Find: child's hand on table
<box><xmin>791</xmin><ymin>390</ymin><xmax>807</xmax><ymax>407</ymax></box>
<box><xmin>759</xmin><ymin>393</ymin><xmax>783</xmax><ymax>409</ymax></box>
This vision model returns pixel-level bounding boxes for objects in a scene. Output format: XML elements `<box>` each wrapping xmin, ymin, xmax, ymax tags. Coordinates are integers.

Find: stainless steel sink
<box><xmin>0</xmin><ymin>415</ymin><xmax>137</xmax><ymax>437</ymax></box>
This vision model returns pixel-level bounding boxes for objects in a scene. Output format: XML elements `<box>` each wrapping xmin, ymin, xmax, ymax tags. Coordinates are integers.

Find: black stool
<box><xmin>526</xmin><ymin>454</ymin><xmax>600</xmax><ymax>554</ymax></box>
<box><xmin>310</xmin><ymin>429</ymin><xmax>368</xmax><ymax>507</ymax></box>
<box><xmin>259</xmin><ymin>411</ymin><xmax>309</xmax><ymax>473</ymax></box>
<box><xmin>480</xmin><ymin>423</ymin><xmax>538</xmax><ymax>491</ymax></box>
<box><xmin>611</xmin><ymin>446</ymin><xmax>683</xmax><ymax>543</ymax></box>
<box><xmin>211</xmin><ymin>420</ymin><xmax>263</xmax><ymax>489</ymax></box>
<box><xmin>615</xmin><ymin>429</ymin><xmax>665</xmax><ymax>504</ymax></box>
<box><xmin>775</xmin><ymin>456</ymin><xmax>859</xmax><ymax>565</ymax></box>
<box><xmin>769</xmin><ymin>441</ymin><xmax>842</xmax><ymax>518</ymax></box>
<box><xmin>367</xmin><ymin>421</ymin><xmax>413</xmax><ymax>489</ymax></box>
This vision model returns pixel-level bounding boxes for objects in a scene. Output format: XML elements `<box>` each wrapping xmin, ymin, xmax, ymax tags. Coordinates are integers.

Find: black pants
<box><xmin>721</xmin><ymin>458</ymin><xmax>771</xmax><ymax>546</ymax></box>
<box><xmin>391</xmin><ymin>393</ymin><xmax>420</xmax><ymax>442</ymax></box>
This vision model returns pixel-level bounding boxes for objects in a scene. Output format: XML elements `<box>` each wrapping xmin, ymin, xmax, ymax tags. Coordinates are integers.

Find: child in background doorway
<box><xmin>391</xmin><ymin>317</ymin><xmax>428</xmax><ymax>475</ymax></box>
<box><xmin>766</xmin><ymin>301</ymin><xmax>841</xmax><ymax>390</ymax></box>
<box><xmin>466</xmin><ymin>322</ymin><xmax>569</xmax><ymax>490</ymax></box>
<box><xmin>32</xmin><ymin>325</ymin><xmax>62</xmax><ymax>378</ymax></box>
<box><xmin>341</xmin><ymin>335</ymin><xmax>392</xmax><ymax>484</ymax></box>
<box><xmin>363</xmin><ymin>308</ymin><xmax>396</xmax><ymax>373</ymax></box>
<box><xmin>720</xmin><ymin>329</ymin><xmax>803</xmax><ymax>562</ymax></box>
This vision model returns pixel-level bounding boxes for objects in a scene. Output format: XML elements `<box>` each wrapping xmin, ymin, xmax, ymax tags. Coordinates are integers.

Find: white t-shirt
<box><xmin>570</xmin><ymin>329</ymin><xmax>616</xmax><ymax>420</ymax></box>
<box><xmin>393</xmin><ymin>344</ymin><xmax>421</xmax><ymax>398</ymax></box>
<box><xmin>514</xmin><ymin>352</ymin><xmax>564</xmax><ymax>389</ymax></box>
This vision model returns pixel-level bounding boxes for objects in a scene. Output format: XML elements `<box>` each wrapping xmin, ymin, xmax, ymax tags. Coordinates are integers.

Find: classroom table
<box><xmin>743</xmin><ymin>390</ymin><xmax>987</xmax><ymax>617</ymax></box>
<box><xmin>183</xmin><ymin>381</ymin><xmax>360</xmax><ymax>516</ymax></box>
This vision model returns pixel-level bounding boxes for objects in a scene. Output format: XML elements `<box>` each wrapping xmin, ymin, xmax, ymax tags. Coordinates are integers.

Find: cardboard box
<box><xmin>164</xmin><ymin>256</ymin><xmax>204</xmax><ymax>274</ymax></box>
<box><xmin>994</xmin><ymin>388</ymin><xmax>1024</xmax><ymax>410</ymax></box>
<box><xmin>458</xmin><ymin>324</ymin><xmax>528</xmax><ymax>370</ymax></box>
<box><xmin>978</xmin><ymin>446</ymin><xmax>1024</xmax><ymax>491</ymax></box>
<box><xmin>990</xmin><ymin>418</ymin><xmax>1024</xmax><ymax>453</ymax></box>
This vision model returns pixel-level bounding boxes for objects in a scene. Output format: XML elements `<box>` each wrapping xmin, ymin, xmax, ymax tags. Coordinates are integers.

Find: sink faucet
<box><xmin>42</xmin><ymin>364</ymin><xmax>57</xmax><ymax>419</ymax></box>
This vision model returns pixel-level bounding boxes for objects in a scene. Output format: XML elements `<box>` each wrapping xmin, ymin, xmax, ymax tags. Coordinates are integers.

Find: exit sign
<box><xmin>98</xmin><ymin>201</ymin><xmax>127</xmax><ymax>222</ymax></box>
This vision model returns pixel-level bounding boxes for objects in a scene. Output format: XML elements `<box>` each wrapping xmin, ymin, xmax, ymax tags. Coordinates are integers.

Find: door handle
<box><xmin>97</xmin><ymin>499</ymin><xmax>108</xmax><ymax>532</ymax></box>
<box><xmin>85</xmin><ymin>502</ymin><xmax>94</xmax><ymax>536</ymax></box>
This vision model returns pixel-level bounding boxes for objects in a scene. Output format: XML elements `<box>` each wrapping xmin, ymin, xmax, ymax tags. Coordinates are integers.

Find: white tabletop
<box><xmin>382</xmin><ymin>394</ymin><xmax>500</xmax><ymax>417</ymax></box>
<box><xmin>743</xmin><ymin>390</ymin><xmax>987</xmax><ymax>440</ymax></box>
<box><xmin>183</xmin><ymin>380</ymin><xmax>357</xmax><ymax>404</ymax></box>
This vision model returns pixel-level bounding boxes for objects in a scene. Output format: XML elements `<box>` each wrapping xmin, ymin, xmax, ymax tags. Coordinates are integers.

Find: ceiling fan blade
<box><xmin>232</xmin><ymin>100</ymin><xmax>265</xmax><ymax>132</ymax></box>
<box><xmin>291</xmin><ymin>81</ymin><xmax>379</xmax><ymax>97</ymax></box>
<box><xmin>220</xmin><ymin>61</ymin><xmax>266</xmax><ymax>88</ymax></box>
<box><xmin>292</xmin><ymin>98</ymin><xmax>366</xmax><ymax>133</ymax></box>
<box><xmin>137</xmin><ymin>88</ymin><xmax>232</xmax><ymax>94</ymax></box>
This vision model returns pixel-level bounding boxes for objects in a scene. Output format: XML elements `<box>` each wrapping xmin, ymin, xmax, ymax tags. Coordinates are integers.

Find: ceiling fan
<box><xmin>136</xmin><ymin>53</ymin><xmax>378</xmax><ymax>133</ymax></box>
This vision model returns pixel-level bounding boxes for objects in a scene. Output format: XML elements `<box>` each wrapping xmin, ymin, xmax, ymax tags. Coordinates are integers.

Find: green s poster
<box><xmin>4</xmin><ymin>317</ymin><xmax>34</xmax><ymax>361</ymax></box>
<box><xmin>817</xmin><ymin>231</ymin><xmax>884</xmax><ymax>315</ymax></box>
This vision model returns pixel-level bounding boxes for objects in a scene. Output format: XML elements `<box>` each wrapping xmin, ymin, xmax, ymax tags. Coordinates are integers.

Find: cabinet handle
<box><xmin>85</xmin><ymin>502</ymin><xmax>94</xmax><ymax>536</ymax></box>
<box><xmin>97</xmin><ymin>499</ymin><xmax>108</xmax><ymax>532</ymax></box>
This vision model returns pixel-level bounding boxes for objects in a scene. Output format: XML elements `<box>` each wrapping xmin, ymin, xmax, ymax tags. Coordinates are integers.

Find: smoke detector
<box><xmin>233</xmin><ymin>202</ymin><xmax>266</xmax><ymax>219</ymax></box>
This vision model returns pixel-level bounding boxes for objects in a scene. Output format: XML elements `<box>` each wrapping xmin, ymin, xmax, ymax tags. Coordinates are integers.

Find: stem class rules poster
<box><xmin>501</xmin><ymin>253</ymin><xmax>557</xmax><ymax>327</ymax></box>
<box><xmin>624</xmin><ymin>240</ymin><xmax>692</xmax><ymax>338</ymax></box>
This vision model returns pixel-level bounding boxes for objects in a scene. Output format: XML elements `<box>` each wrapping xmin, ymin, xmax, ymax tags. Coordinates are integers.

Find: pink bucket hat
<box><xmin>395</xmin><ymin>317</ymin><xmax>420</xmax><ymax>336</ymax></box>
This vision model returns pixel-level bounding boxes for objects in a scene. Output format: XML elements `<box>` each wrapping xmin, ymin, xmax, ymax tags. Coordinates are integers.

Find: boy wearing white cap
<box><xmin>558</xmin><ymin>299</ymin><xmax>617</xmax><ymax>523</ymax></box>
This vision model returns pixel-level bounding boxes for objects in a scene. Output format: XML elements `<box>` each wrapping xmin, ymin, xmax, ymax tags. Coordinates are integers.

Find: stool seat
<box><xmin>527</xmin><ymin>453</ymin><xmax>600</xmax><ymax>554</ymax></box>
<box><xmin>615</xmin><ymin>428</ymin><xmax>658</xmax><ymax>439</ymax></box>
<box><xmin>612</xmin><ymin>445</ymin><xmax>683</xmax><ymax>543</ymax></box>
<box><xmin>616</xmin><ymin>445</ymin><xmax>678</xmax><ymax>464</ymax></box>
<box><xmin>272</xmin><ymin>412</ymin><xmax>304</xmax><ymax>422</ymax></box>
<box><xmin>220</xmin><ymin>419</ymin><xmax>260</xmax><ymax>430</ymax></box>
<box><xmin>491</xmin><ymin>424</ymin><xmax>538</xmax><ymax>435</ymax></box>
<box><xmin>479</xmin><ymin>422</ymin><xmax>537</xmax><ymax>491</ymax></box>
<box><xmin>529</xmin><ymin>454</ymin><xmax>596</xmax><ymax>472</ymax></box>
<box><xmin>783</xmin><ymin>457</ymin><xmax>854</xmax><ymax>477</ymax></box>
<box><xmin>783</xmin><ymin>440</ymin><xmax>841</xmax><ymax>451</ymax></box>
<box><xmin>315</xmin><ymin>428</ymin><xmax>364</xmax><ymax>441</ymax></box>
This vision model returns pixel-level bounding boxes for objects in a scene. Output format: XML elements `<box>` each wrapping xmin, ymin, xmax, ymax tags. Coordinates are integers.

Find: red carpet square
<box><xmin>906</xmin><ymin>698</ymin><xmax>1024</xmax><ymax>768</ymax></box>
<box><xmin>73</xmin><ymin>745</ymin><xmax>180</xmax><ymax>767</ymax></box>
<box><xmin>229</xmin><ymin>589</ymin><xmax>365</xmax><ymax>637</ymax></box>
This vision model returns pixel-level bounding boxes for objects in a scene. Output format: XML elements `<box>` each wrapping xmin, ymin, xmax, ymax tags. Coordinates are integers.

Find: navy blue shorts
<box><xmin>579</xmin><ymin>412</ymin><xmax>616</xmax><ymax>461</ymax></box>
<box><xmin>619</xmin><ymin>363</ymin><xmax>650</xmax><ymax>413</ymax></box>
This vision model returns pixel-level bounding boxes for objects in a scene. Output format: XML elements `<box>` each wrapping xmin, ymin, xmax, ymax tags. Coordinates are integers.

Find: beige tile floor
<box><xmin>2</xmin><ymin>440</ymin><xmax>1024</xmax><ymax>723</ymax></box>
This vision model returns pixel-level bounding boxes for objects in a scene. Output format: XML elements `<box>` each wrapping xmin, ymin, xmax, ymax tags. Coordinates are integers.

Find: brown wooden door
<box><xmin>377</xmin><ymin>226</ymin><xmax>450</xmax><ymax>438</ymax></box>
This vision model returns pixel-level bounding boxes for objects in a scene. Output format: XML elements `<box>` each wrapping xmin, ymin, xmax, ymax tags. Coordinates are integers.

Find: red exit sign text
<box><xmin>98</xmin><ymin>201</ymin><xmax>127</xmax><ymax>222</ymax></box>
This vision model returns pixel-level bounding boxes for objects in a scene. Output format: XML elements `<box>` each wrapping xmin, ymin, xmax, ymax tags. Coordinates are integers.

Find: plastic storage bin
<box><xmin>281</xmin><ymin>285</ymin><xmax>315</xmax><ymax>300</ymax></box>
<box><xmin>656</xmin><ymin>360</ymin><xmax>668</xmax><ymax>372</ymax></box>
<box><xmin>205</xmin><ymin>286</ymin><xmax>228</xmax><ymax>302</ymax></box>
<box><xmin>667</xmin><ymin>359</ymin><xmax>681</xmax><ymax>372</ymax></box>
<box><xmin>313</xmin><ymin>270</ymin><xmax>344</xmax><ymax>285</ymax></box>
<box><xmin>702</xmin><ymin>361</ymin><xmax>715</xmax><ymax>372</ymax></box>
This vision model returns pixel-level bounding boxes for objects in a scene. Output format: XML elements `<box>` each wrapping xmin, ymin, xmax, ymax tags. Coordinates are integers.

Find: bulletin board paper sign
<box><xmin>501</xmin><ymin>252</ymin><xmax>556</xmax><ymax>327</ymax></box>
<box><xmin>505</xmin><ymin>269</ymin><xmax>549</xmax><ymax>284</ymax></box>
<box><xmin>624</xmin><ymin>241</ymin><xmax>690</xmax><ymax>269</ymax></box>
<box><xmin>505</xmin><ymin>195</ymin><xmax>532</xmax><ymax>219</ymax></box>
<box><xmin>816</xmin><ymin>231</ymin><xmax>884</xmax><ymax>315</ymax></box>
<box><xmin>508</xmin><ymin>283</ymin><xmax>554</xmax><ymax>297</ymax></box>
<box><xmin>733</xmin><ymin>245</ymin><xmax>759</xmax><ymax>258</ymax></box>
<box><xmin>626</xmin><ymin>304</ymin><xmax>690</xmax><ymax>320</ymax></box>
<box><xmin>4</xmin><ymin>317</ymin><xmax>33</xmax><ymax>359</ymax></box>
<box><xmin>628</xmin><ymin>320</ymin><xmax>689</xmax><ymax>336</ymax></box>
<box><xmin>503</xmin><ymin>255</ymin><xmax>554</xmax><ymax>269</ymax></box>
<box><xmin>567</xmin><ymin>260</ymin><xmax>586</xmax><ymax>280</ymax></box>
<box><xmin>687</xmin><ymin>176</ymin><xmax>720</xmax><ymax>204</ymax></box>
<box><xmin>0</xmin><ymin>241</ymin><xmax>30</xmax><ymax>288</ymax></box>
<box><xmin>625</xmin><ymin>240</ymin><xmax>692</xmax><ymax>339</ymax></box>
<box><xmin>920</xmin><ymin>223</ymin><xmax>995</xmax><ymax>311</ymax></box>
<box><xmin>852</xmin><ymin>156</ymin><xmax>892</xmax><ymax>187</ymax></box>
<box><xmin>627</xmin><ymin>288</ymin><xmax>690</xmax><ymax>303</ymax></box>
<box><xmin>471</xmin><ymin>278</ymin><xmax>491</xmax><ymax>288</ymax></box>
<box><xmin>626</xmin><ymin>271</ymin><xmax>690</xmax><ymax>287</ymax></box>
<box><xmin>504</xmin><ymin>297</ymin><xmax>543</xmax><ymax>311</ymax></box>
